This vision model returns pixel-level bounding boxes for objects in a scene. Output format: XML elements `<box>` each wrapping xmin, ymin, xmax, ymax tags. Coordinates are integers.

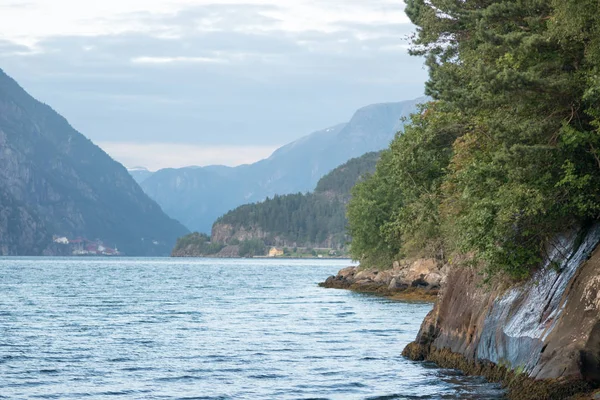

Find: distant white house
<box><xmin>53</xmin><ymin>236</ymin><xmax>69</xmax><ymax>245</ymax></box>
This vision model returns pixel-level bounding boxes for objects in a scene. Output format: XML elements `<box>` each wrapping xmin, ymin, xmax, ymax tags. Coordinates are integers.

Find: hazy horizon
<box><xmin>0</xmin><ymin>0</ymin><xmax>427</xmax><ymax>170</ymax></box>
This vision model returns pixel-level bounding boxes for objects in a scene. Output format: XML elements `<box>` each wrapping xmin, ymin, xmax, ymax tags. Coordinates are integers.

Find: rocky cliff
<box><xmin>0</xmin><ymin>185</ymin><xmax>49</xmax><ymax>255</ymax></box>
<box><xmin>0</xmin><ymin>68</ymin><xmax>189</xmax><ymax>255</ymax></box>
<box><xmin>403</xmin><ymin>224</ymin><xmax>600</xmax><ymax>399</ymax></box>
<box><xmin>211</xmin><ymin>224</ymin><xmax>267</xmax><ymax>245</ymax></box>
<box><xmin>210</xmin><ymin>222</ymin><xmax>344</xmax><ymax>250</ymax></box>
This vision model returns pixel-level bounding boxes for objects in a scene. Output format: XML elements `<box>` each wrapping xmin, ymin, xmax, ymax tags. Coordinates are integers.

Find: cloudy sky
<box><xmin>0</xmin><ymin>0</ymin><xmax>427</xmax><ymax>170</ymax></box>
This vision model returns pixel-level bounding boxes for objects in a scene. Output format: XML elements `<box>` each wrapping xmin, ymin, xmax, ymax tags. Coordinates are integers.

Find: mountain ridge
<box><xmin>0</xmin><ymin>69</ymin><xmax>189</xmax><ymax>256</ymax></box>
<box><xmin>139</xmin><ymin>97</ymin><xmax>427</xmax><ymax>233</ymax></box>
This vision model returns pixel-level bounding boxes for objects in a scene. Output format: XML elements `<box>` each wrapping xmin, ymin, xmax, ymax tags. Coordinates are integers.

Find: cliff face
<box><xmin>404</xmin><ymin>224</ymin><xmax>600</xmax><ymax>398</ymax></box>
<box><xmin>0</xmin><ymin>185</ymin><xmax>48</xmax><ymax>255</ymax></box>
<box><xmin>0</xmin><ymin>69</ymin><xmax>189</xmax><ymax>255</ymax></box>
<box><xmin>211</xmin><ymin>222</ymin><xmax>342</xmax><ymax>249</ymax></box>
<box><xmin>211</xmin><ymin>223</ymin><xmax>265</xmax><ymax>244</ymax></box>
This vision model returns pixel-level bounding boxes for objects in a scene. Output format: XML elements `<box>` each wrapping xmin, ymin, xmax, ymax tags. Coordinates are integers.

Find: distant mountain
<box><xmin>128</xmin><ymin>167</ymin><xmax>154</xmax><ymax>184</ymax></box>
<box><xmin>0</xmin><ymin>69</ymin><xmax>189</xmax><ymax>256</ymax></box>
<box><xmin>139</xmin><ymin>98</ymin><xmax>426</xmax><ymax>233</ymax></box>
<box><xmin>172</xmin><ymin>152</ymin><xmax>381</xmax><ymax>257</ymax></box>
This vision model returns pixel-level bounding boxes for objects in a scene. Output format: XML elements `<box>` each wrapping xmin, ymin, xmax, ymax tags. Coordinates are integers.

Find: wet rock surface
<box><xmin>319</xmin><ymin>258</ymin><xmax>446</xmax><ymax>301</ymax></box>
<box><xmin>403</xmin><ymin>224</ymin><xmax>600</xmax><ymax>399</ymax></box>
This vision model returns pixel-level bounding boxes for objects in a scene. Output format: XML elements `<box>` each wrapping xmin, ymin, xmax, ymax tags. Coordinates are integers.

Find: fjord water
<box><xmin>0</xmin><ymin>258</ymin><xmax>503</xmax><ymax>399</ymax></box>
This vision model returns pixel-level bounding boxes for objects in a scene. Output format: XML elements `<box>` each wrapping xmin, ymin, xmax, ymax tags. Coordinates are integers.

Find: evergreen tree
<box><xmin>212</xmin><ymin>152</ymin><xmax>381</xmax><ymax>249</ymax></box>
<box><xmin>348</xmin><ymin>0</ymin><xmax>600</xmax><ymax>278</ymax></box>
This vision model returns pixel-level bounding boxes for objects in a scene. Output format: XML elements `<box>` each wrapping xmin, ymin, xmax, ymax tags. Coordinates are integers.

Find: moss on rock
<box><xmin>402</xmin><ymin>344</ymin><xmax>596</xmax><ymax>400</ymax></box>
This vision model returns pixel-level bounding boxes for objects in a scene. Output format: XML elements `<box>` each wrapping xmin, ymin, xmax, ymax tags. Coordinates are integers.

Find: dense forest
<box><xmin>348</xmin><ymin>0</ymin><xmax>600</xmax><ymax>280</ymax></box>
<box><xmin>315</xmin><ymin>151</ymin><xmax>382</xmax><ymax>200</ymax></box>
<box><xmin>213</xmin><ymin>151</ymin><xmax>381</xmax><ymax>249</ymax></box>
<box><xmin>172</xmin><ymin>233</ymin><xmax>225</xmax><ymax>257</ymax></box>
<box><xmin>218</xmin><ymin>193</ymin><xmax>346</xmax><ymax>248</ymax></box>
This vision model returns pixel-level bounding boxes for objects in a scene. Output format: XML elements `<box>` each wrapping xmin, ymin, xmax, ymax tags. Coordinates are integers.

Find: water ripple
<box><xmin>0</xmin><ymin>257</ymin><xmax>505</xmax><ymax>399</ymax></box>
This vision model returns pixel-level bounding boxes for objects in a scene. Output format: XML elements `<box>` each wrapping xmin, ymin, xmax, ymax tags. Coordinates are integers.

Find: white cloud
<box><xmin>131</xmin><ymin>56</ymin><xmax>228</xmax><ymax>64</ymax></box>
<box><xmin>0</xmin><ymin>0</ymin><xmax>426</xmax><ymax>171</ymax></box>
<box><xmin>0</xmin><ymin>0</ymin><xmax>410</xmax><ymax>45</ymax></box>
<box><xmin>98</xmin><ymin>141</ymin><xmax>281</xmax><ymax>170</ymax></box>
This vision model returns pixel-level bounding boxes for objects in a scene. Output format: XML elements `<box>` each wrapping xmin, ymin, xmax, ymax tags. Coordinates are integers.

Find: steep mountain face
<box><xmin>140</xmin><ymin>165</ymin><xmax>250</xmax><ymax>235</ymax></box>
<box><xmin>140</xmin><ymin>97</ymin><xmax>426</xmax><ymax>233</ymax></box>
<box><xmin>0</xmin><ymin>69</ymin><xmax>188</xmax><ymax>256</ymax></box>
<box><xmin>0</xmin><ymin>185</ymin><xmax>49</xmax><ymax>255</ymax></box>
<box><xmin>208</xmin><ymin>151</ymin><xmax>381</xmax><ymax>250</ymax></box>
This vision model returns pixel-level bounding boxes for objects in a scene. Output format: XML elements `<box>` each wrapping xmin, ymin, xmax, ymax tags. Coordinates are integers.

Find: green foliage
<box><xmin>238</xmin><ymin>239</ymin><xmax>266</xmax><ymax>257</ymax></box>
<box><xmin>214</xmin><ymin>152</ymin><xmax>380</xmax><ymax>249</ymax></box>
<box><xmin>347</xmin><ymin>103</ymin><xmax>461</xmax><ymax>266</ymax></box>
<box><xmin>173</xmin><ymin>232</ymin><xmax>224</xmax><ymax>255</ymax></box>
<box><xmin>217</xmin><ymin>193</ymin><xmax>347</xmax><ymax>248</ymax></box>
<box><xmin>348</xmin><ymin>0</ymin><xmax>600</xmax><ymax>279</ymax></box>
<box><xmin>347</xmin><ymin>149</ymin><xmax>404</xmax><ymax>266</ymax></box>
<box><xmin>387</xmin><ymin>104</ymin><xmax>463</xmax><ymax>259</ymax></box>
<box><xmin>315</xmin><ymin>151</ymin><xmax>381</xmax><ymax>198</ymax></box>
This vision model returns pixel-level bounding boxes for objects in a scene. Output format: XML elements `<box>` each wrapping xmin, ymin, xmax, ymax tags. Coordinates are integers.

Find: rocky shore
<box><xmin>319</xmin><ymin>258</ymin><xmax>446</xmax><ymax>301</ymax></box>
<box><xmin>403</xmin><ymin>225</ymin><xmax>600</xmax><ymax>400</ymax></box>
<box><xmin>320</xmin><ymin>225</ymin><xmax>600</xmax><ymax>398</ymax></box>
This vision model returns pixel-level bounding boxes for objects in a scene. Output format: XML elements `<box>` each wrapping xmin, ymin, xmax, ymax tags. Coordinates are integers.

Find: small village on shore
<box><xmin>52</xmin><ymin>236</ymin><xmax>121</xmax><ymax>256</ymax></box>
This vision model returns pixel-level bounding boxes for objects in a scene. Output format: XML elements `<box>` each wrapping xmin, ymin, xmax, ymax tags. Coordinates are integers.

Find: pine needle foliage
<box><xmin>347</xmin><ymin>0</ymin><xmax>600</xmax><ymax>279</ymax></box>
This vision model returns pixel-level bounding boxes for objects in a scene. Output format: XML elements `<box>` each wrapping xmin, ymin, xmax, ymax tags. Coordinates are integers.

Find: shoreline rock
<box><xmin>402</xmin><ymin>345</ymin><xmax>595</xmax><ymax>400</ymax></box>
<box><xmin>319</xmin><ymin>258</ymin><xmax>446</xmax><ymax>302</ymax></box>
<box><xmin>403</xmin><ymin>224</ymin><xmax>600</xmax><ymax>399</ymax></box>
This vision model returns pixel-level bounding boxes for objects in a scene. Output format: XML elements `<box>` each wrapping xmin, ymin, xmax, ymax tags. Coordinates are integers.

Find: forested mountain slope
<box><xmin>0</xmin><ymin>68</ymin><xmax>188</xmax><ymax>256</ymax></box>
<box><xmin>210</xmin><ymin>152</ymin><xmax>381</xmax><ymax>250</ymax></box>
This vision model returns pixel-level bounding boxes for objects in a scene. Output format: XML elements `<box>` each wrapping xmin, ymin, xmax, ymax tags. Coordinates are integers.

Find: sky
<box><xmin>0</xmin><ymin>0</ymin><xmax>427</xmax><ymax>170</ymax></box>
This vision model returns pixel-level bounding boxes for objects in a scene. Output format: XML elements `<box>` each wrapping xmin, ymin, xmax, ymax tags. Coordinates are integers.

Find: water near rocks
<box><xmin>0</xmin><ymin>258</ymin><xmax>503</xmax><ymax>399</ymax></box>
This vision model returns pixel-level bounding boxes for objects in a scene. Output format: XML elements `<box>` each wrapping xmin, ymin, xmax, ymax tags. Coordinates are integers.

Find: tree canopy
<box><xmin>348</xmin><ymin>0</ymin><xmax>600</xmax><ymax>279</ymax></box>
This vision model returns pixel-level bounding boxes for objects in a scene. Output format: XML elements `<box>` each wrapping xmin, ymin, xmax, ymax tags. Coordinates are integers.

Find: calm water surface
<box><xmin>0</xmin><ymin>258</ymin><xmax>503</xmax><ymax>399</ymax></box>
